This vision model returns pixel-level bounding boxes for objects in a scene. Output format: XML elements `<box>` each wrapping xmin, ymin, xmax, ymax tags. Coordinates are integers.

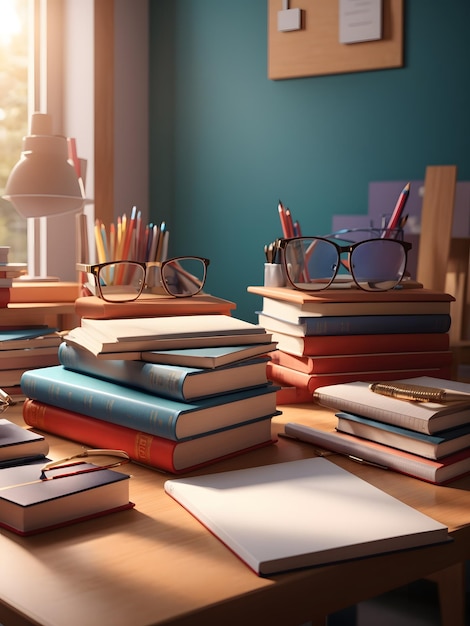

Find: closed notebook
<box><xmin>0</xmin><ymin>459</ymin><xmax>133</xmax><ymax>535</ymax></box>
<box><xmin>164</xmin><ymin>457</ymin><xmax>449</xmax><ymax>576</ymax></box>
<box><xmin>312</xmin><ymin>378</ymin><xmax>470</xmax><ymax>434</ymax></box>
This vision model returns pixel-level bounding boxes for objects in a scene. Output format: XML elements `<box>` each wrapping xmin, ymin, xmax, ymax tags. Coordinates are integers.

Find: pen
<box><xmin>369</xmin><ymin>382</ymin><xmax>470</xmax><ymax>403</ymax></box>
<box><xmin>382</xmin><ymin>182</ymin><xmax>410</xmax><ymax>239</ymax></box>
<box><xmin>278</xmin><ymin>432</ymin><xmax>388</xmax><ymax>469</ymax></box>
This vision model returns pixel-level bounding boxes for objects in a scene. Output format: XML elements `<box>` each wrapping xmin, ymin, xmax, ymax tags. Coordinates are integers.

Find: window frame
<box><xmin>30</xmin><ymin>0</ymin><xmax>148</xmax><ymax>280</ymax></box>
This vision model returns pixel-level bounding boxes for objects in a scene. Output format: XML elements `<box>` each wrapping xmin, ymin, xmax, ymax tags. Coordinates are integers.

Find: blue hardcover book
<box><xmin>336</xmin><ymin>412</ymin><xmax>470</xmax><ymax>460</ymax></box>
<box><xmin>20</xmin><ymin>366</ymin><xmax>279</xmax><ymax>441</ymax></box>
<box><xmin>58</xmin><ymin>342</ymin><xmax>270</xmax><ymax>402</ymax></box>
<box><xmin>141</xmin><ymin>342</ymin><xmax>278</xmax><ymax>369</ymax></box>
<box><xmin>257</xmin><ymin>311</ymin><xmax>451</xmax><ymax>337</ymax></box>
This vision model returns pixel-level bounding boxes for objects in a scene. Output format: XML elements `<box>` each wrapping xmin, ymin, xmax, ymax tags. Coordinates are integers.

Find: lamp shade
<box><xmin>3</xmin><ymin>113</ymin><xmax>85</xmax><ymax>219</ymax></box>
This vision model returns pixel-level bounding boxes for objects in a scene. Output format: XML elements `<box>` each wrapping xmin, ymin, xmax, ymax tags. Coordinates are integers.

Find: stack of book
<box><xmin>247</xmin><ymin>285</ymin><xmax>455</xmax><ymax>404</ymax></box>
<box><xmin>284</xmin><ymin>376</ymin><xmax>470</xmax><ymax>485</ymax></box>
<box><xmin>20</xmin><ymin>314</ymin><xmax>280</xmax><ymax>474</ymax></box>
<box><xmin>0</xmin><ymin>327</ymin><xmax>62</xmax><ymax>398</ymax></box>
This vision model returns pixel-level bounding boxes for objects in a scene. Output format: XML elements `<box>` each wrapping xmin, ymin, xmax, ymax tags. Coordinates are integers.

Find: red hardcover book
<box><xmin>23</xmin><ymin>399</ymin><xmax>277</xmax><ymax>474</ymax></box>
<box><xmin>275</xmin><ymin>386</ymin><xmax>315</xmax><ymax>405</ymax></box>
<box><xmin>269</xmin><ymin>349</ymin><xmax>453</xmax><ymax>375</ymax></box>
<box><xmin>266</xmin><ymin>362</ymin><xmax>453</xmax><ymax>394</ymax></box>
<box><xmin>269</xmin><ymin>331</ymin><xmax>450</xmax><ymax>357</ymax></box>
<box><xmin>0</xmin><ymin>288</ymin><xmax>11</xmax><ymax>308</ymax></box>
<box><xmin>75</xmin><ymin>293</ymin><xmax>236</xmax><ymax>319</ymax></box>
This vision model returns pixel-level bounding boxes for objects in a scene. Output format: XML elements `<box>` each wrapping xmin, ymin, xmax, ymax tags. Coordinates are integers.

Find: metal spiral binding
<box><xmin>369</xmin><ymin>382</ymin><xmax>448</xmax><ymax>403</ymax></box>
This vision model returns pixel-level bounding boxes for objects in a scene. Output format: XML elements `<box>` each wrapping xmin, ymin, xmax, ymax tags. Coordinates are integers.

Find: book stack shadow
<box><xmin>247</xmin><ymin>285</ymin><xmax>455</xmax><ymax>405</ymax></box>
<box><xmin>285</xmin><ymin>377</ymin><xmax>470</xmax><ymax>485</ymax></box>
<box><xmin>20</xmin><ymin>296</ymin><xmax>280</xmax><ymax>474</ymax></box>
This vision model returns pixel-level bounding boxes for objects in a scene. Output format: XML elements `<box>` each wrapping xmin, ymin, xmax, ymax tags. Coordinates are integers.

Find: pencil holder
<box><xmin>264</xmin><ymin>263</ymin><xmax>286</xmax><ymax>288</ymax></box>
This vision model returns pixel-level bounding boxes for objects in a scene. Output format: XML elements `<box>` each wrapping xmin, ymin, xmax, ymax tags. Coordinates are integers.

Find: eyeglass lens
<box><xmin>160</xmin><ymin>257</ymin><xmax>207</xmax><ymax>297</ymax></box>
<box><xmin>91</xmin><ymin>257</ymin><xmax>208</xmax><ymax>302</ymax></box>
<box><xmin>283</xmin><ymin>237</ymin><xmax>407</xmax><ymax>292</ymax></box>
<box><xmin>93</xmin><ymin>262</ymin><xmax>145</xmax><ymax>302</ymax></box>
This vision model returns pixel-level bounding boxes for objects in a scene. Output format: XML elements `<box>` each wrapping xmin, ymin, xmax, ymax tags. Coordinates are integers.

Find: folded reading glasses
<box><xmin>278</xmin><ymin>235</ymin><xmax>412</xmax><ymax>292</ymax></box>
<box><xmin>40</xmin><ymin>449</ymin><xmax>130</xmax><ymax>480</ymax></box>
<box><xmin>77</xmin><ymin>256</ymin><xmax>210</xmax><ymax>302</ymax></box>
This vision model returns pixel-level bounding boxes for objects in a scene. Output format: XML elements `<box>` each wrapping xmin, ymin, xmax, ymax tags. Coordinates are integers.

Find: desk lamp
<box><xmin>3</xmin><ymin>112</ymin><xmax>85</xmax><ymax>280</ymax></box>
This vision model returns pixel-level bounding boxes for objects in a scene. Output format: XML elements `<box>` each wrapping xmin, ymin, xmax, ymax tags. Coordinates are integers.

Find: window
<box><xmin>0</xmin><ymin>0</ymin><xmax>148</xmax><ymax>279</ymax></box>
<box><xmin>0</xmin><ymin>0</ymin><xmax>28</xmax><ymax>264</ymax></box>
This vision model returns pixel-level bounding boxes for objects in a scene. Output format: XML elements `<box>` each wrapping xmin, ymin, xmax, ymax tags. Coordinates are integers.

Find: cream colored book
<box><xmin>80</xmin><ymin>314</ymin><xmax>267</xmax><ymax>342</ymax></box>
<box><xmin>164</xmin><ymin>457</ymin><xmax>449</xmax><ymax>576</ymax></box>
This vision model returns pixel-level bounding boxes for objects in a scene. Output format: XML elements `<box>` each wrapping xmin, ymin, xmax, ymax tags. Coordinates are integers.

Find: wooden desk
<box><xmin>0</xmin><ymin>403</ymin><xmax>469</xmax><ymax>626</ymax></box>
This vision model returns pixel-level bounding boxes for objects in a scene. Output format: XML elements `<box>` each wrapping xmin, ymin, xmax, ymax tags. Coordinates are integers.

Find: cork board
<box><xmin>268</xmin><ymin>0</ymin><xmax>404</xmax><ymax>80</ymax></box>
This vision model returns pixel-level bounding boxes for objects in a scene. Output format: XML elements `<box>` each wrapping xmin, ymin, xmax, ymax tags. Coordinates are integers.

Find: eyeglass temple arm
<box><xmin>42</xmin><ymin>449</ymin><xmax>130</xmax><ymax>471</ymax></box>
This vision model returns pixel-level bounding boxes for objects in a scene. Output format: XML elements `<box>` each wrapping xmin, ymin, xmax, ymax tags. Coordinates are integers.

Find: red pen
<box><xmin>382</xmin><ymin>182</ymin><xmax>410</xmax><ymax>238</ymax></box>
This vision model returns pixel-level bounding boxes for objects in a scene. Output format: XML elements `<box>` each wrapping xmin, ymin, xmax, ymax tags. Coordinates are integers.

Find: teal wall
<box><xmin>148</xmin><ymin>1</ymin><xmax>470</xmax><ymax>323</ymax></box>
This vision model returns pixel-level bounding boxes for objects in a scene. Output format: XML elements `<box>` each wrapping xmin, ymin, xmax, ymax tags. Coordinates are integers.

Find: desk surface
<box><xmin>1</xmin><ymin>403</ymin><xmax>470</xmax><ymax>626</ymax></box>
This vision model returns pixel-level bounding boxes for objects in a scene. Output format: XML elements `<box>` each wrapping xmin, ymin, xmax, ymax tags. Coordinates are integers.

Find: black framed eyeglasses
<box><xmin>278</xmin><ymin>236</ymin><xmax>412</xmax><ymax>292</ymax></box>
<box><xmin>40</xmin><ymin>449</ymin><xmax>130</xmax><ymax>480</ymax></box>
<box><xmin>77</xmin><ymin>256</ymin><xmax>210</xmax><ymax>302</ymax></box>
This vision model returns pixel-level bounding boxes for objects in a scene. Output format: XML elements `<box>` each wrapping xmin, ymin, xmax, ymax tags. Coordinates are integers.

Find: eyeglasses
<box><xmin>77</xmin><ymin>256</ymin><xmax>210</xmax><ymax>302</ymax></box>
<box><xmin>0</xmin><ymin>388</ymin><xmax>14</xmax><ymax>412</ymax></box>
<box><xmin>40</xmin><ymin>449</ymin><xmax>130</xmax><ymax>480</ymax></box>
<box><xmin>278</xmin><ymin>236</ymin><xmax>412</xmax><ymax>292</ymax></box>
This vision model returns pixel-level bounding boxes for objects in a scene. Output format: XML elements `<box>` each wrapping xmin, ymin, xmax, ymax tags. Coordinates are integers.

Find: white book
<box><xmin>64</xmin><ymin>326</ymin><xmax>273</xmax><ymax>358</ymax></box>
<box><xmin>164</xmin><ymin>457</ymin><xmax>449</xmax><ymax>576</ymax></box>
<box><xmin>313</xmin><ymin>377</ymin><xmax>470</xmax><ymax>434</ymax></box>
<box><xmin>81</xmin><ymin>315</ymin><xmax>267</xmax><ymax>342</ymax></box>
<box><xmin>261</xmin><ymin>296</ymin><xmax>450</xmax><ymax>322</ymax></box>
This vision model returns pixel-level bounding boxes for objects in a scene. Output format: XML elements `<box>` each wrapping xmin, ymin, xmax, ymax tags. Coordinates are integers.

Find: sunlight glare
<box><xmin>0</xmin><ymin>1</ymin><xmax>22</xmax><ymax>46</ymax></box>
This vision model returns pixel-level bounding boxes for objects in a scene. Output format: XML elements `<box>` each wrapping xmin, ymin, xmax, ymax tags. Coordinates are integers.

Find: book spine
<box><xmin>58</xmin><ymin>342</ymin><xmax>189</xmax><ymax>401</ymax></box>
<box><xmin>298</xmin><ymin>314</ymin><xmax>451</xmax><ymax>336</ymax></box>
<box><xmin>20</xmin><ymin>366</ymin><xmax>278</xmax><ymax>440</ymax></box>
<box><xmin>271</xmin><ymin>351</ymin><xmax>453</xmax><ymax>375</ymax></box>
<box><xmin>273</xmin><ymin>332</ymin><xmax>450</xmax><ymax>357</ymax></box>
<box><xmin>267</xmin><ymin>363</ymin><xmax>452</xmax><ymax>395</ymax></box>
<box><xmin>284</xmin><ymin>424</ymin><xmax>441</xmax><ymax>484</ymax></box>
<box><xmin>335</xmin><ymin>414</ymin><xmax>438</xmax><ymax>459</ymax></box>
<box><xmin>20</xmin><ymin>367</ymin><xmax>183</xmax><ymax>439</ymax></box>
<box><xmin>22</xmin><ymin>399</ymin><xmax>178</xmax><ymax>473</ymax></box>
